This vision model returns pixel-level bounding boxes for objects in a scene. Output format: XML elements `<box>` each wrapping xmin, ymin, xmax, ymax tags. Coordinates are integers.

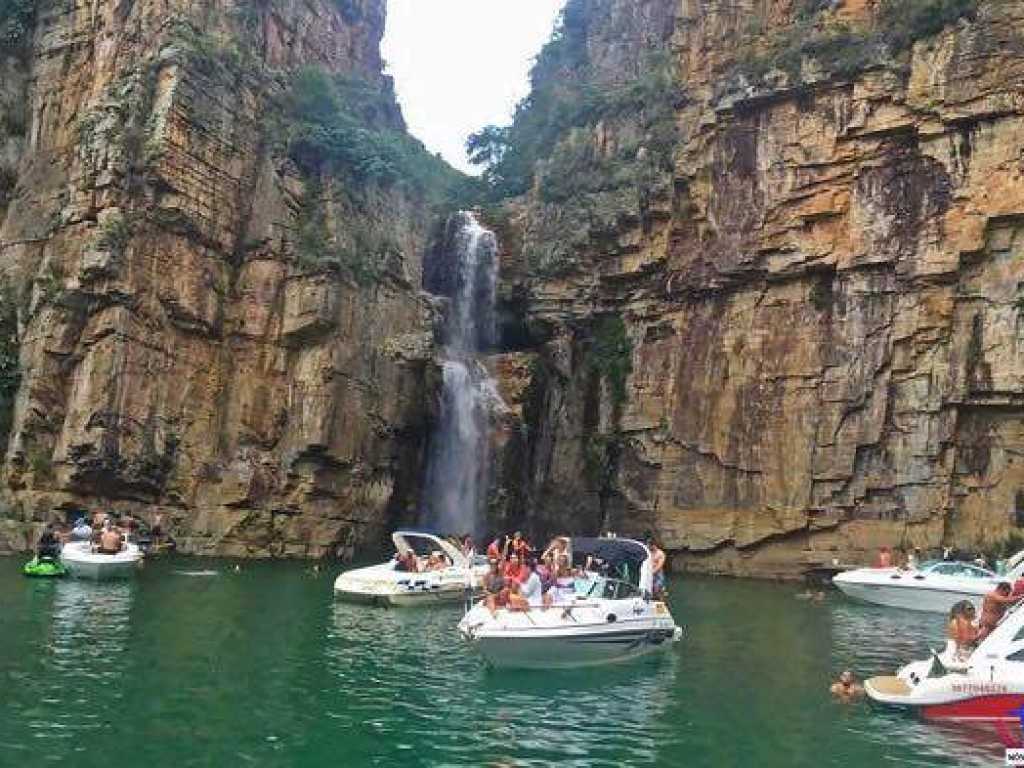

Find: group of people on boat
<box><xmin>472</xmin><ymin>531</ymin><xmax>667</xmax><ymax>615</ymax></box>
<box><xmin>34</xmin><ymin>510</ymin><xmax>170</xmax><ymax>558</ymax></box>
<box><xmin>394</xmin><ymin>547</ymin><xmax>452</xmax><ymax>573</ymax></box>
<box><xmin>948</xmin><ymin>579</ymin><xmax>1024</xmax><ymax>658</ymax></box>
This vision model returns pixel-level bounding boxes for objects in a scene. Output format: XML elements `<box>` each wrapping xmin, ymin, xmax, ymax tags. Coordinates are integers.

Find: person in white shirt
<box><xmin>519</xmin><ymin>558</ymin><xmax>545</xmax><ymax>608</ymax></box>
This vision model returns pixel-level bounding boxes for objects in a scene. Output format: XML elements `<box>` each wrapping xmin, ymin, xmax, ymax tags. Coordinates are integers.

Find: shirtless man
<box><xmin>99</xmin><ymin>521</ymin><xmax>123</xmax><ymax>554</ymax></box>
<box><xmin>830</xmin><ymin>670</ymin><xmax>864</xmax><ymax>701</ymax></box>
<box><xmin>978</xmin><ymin>582</ymin><xmax>1019</xmax><ymax>641</ymax></box>
<box><xmin>648</xmin><ymin>537</ymin><xmax>667</xmax><ymax>598</ymax></box>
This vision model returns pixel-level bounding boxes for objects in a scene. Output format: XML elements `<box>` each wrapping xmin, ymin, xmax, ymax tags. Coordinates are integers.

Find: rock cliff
<box><xmin>483</xmin><ymin>0</ymin><xmax>1024</xmax><ymax>576</ymax></box>
<box><xmin>0</xmin><ymin>0</ymin><xmax>455</xmax><ymax>556</ymax></box>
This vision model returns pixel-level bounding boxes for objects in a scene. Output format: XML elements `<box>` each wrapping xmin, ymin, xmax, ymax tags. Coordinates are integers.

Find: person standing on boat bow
<box><xmin>648</xmin><ymin>537</ymin><xmax>667</xmax><ymax>599</ymax></box>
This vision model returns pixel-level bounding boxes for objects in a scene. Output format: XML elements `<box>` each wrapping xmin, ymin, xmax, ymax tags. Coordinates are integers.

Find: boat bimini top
<box><xmin>571</xmin><ymin>537</ymin><xmax>653</xmax><ymax>595</ymax></box>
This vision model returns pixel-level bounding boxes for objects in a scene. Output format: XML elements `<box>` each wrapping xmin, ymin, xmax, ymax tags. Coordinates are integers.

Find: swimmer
<box><xmin>830</xmin><ymin>670</ymin><xmax>864</xmax><ymax>701</ymax></box>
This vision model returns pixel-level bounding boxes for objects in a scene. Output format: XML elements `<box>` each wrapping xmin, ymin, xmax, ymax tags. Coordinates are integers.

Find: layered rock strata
<box><xmin>0</xmin><ymin>0</ymin><xmax>440</xmax><ymax>557</ymax></box>
<box><xmin>491</xmin><ymin>0</ymin><xmax>1024</xmax><ymax>576</ymax></box>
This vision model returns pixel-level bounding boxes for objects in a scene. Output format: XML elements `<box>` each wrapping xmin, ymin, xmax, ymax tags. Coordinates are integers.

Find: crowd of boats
<box><xmin>22</xmin><ymin>516</ymin><xmax>1024</xmax><ymax>735</ymax></box>
<box><xmin>336</xmin><ymin>530</ymin><xmax>682</xmax><ymax>669</ymax></box>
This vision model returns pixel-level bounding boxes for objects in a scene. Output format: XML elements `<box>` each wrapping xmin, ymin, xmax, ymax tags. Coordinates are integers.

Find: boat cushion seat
<box><xmin>867</xmin><ymin>676</ymin><xmax>912</xmax><ymax>696</ymax></box>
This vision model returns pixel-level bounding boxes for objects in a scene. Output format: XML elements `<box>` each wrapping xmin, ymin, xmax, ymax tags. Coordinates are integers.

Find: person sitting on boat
<box><xmin>98</xmin><ymin>520</ymin><xmax>124</xmax><ymax>555</ymax></box>
<box><xmin>511</xmin><ymin>531</ymin><xmax>530</xmax><ymax>560</ymax></box>
<box><xmin>486</xmin><ymin>534</ymin><xmax>506</xmax><ymax>563</ymax></box>
<box><xmin>830</xmin><ymin>670</ymin><xmax>864</xmax><ymax>701</ymax></box>
<box><xmin>69</xmin><ymin>517</ymin><xmax>92</xmax><ymax>542</ymax></box>
<box><xmin>460</xmin><ymin>535</ymin><xmax>475</xmax><ymax>559</ymax></box>
<box><xmin>425</xmin><ymin>551</ymin><xmax>449</xmax><ymax>572</ymax></box>
<box><xmin>36</xmin><ymin>523</ymin><xmax>62</xmax><ymax>560</ymax></box>
<box><xmin>120</xmin><ymin>513</ymin><xmax>136</xmax><ymax>543</ymax></box>
<box><xmin>552</xmin><ymin>556</ymin><xmax>576</xmax><ymax>604</ymax></box>
<box><xmin>948</xmin><ymin>601</ymin><xmax>978</xmax><ymax>659</ymax></box>
<box><xmin>395</xmin><ymin>550</ymin><xmax>419</xmax><ymax>573</ymax></box>
<box><xmin>502</xmin><ymin>553</ymin><xmax>528</xmax><ymax>584</ymax></box>
<box><xmin>875</xmin><ymin>546</ymin><xmax>893</xmax><ymax>568</ymax></box>
<box><xmin>506</xmin><ymin>580</ymin><xmax>532</xmax><ymax>612</ymax></box>
<box><xmin>482</xmin><ymin>559</ymin><xmax>503</xmax><ymax>592</ymax></box>
<box><xmin>541</xmin><ymin>535</ymin><xmax>569</xmax><ymax>562</ymax></box>
<box><xmin>977</xmin><ymin>582</ymin><xmax>1018</xmax><ymax>641</ymax></box>
<box><xmin>518</xmin><ymin>558</ymin><xmax>547</xmax><ymax>610</ymax></box>
<box><xmin>536</xmin><ymin>553</ymin><xmax>555</xmax><ymax>589</ymax></box>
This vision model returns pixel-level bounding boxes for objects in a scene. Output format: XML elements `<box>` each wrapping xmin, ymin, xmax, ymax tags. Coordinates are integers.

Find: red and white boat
<box><xmin>865</xmin><ymin>602</ymin><xmax>1024</xmax><ymax>722</ymax></box>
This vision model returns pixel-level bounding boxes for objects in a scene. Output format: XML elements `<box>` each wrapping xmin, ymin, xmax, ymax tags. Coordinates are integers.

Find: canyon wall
<box><xmin>488</xmin><ymin>0</ymin><xmax>1024</xmax><ymax>576</ymax></box>
<box><xmin>0</xmin><ymin>0</ymin><xmax>447</xmax><ymax>556</ymax></box>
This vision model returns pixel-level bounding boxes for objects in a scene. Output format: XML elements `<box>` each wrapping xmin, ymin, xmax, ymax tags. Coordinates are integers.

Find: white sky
<box><xmin>382</xmin><ymin>0</ymin><xmax>566</xmax><ymax>174</ymax></box>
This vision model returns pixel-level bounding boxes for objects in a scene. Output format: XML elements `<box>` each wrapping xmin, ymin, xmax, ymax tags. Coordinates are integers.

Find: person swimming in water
<box><xmin>830</xmin><ymin>670</ymin><xmax>864</xmax><ymax>701</ymax></box>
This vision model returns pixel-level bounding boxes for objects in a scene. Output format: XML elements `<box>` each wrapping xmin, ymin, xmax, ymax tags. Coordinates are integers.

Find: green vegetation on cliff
<box><xmin>284</xmin><ymin>67</ymin><xmax>469</xmax><ymax>206</ymax></box>
<box><xmin>0</xmin><ymin>0</ymin><xmax>34</xmax><ymax>56</ymax></box>
<box><xmin>467</xmin><ymin>0</ymin><xmax>678</xmax><ymax>201</ymax></box>
<box><xmin>0</xmin><ymin>280</ymin><xmax>20</xmax><ymax>451</ymax></box>
<box><xmin>587</xmin><ymin>315</ymin><xmax>633</xmax><ymax>407</ymax></box>
<box><xmin>733</xmin><ymin>0</ymin><xmax>979</xmax><ymax>88</ymax></box>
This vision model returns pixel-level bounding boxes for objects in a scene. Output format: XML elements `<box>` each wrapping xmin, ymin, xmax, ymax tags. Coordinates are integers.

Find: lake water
<box><xmin>0</xmin><ymin>556</ymin><xmax>1010</xmax><ymax>767</ymax></box>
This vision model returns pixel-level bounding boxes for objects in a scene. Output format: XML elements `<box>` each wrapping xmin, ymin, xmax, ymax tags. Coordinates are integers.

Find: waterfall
<box><xmin>422</xmin><ymin>212</ymin><xmax>501</xmax><ymax>538</ymax></box>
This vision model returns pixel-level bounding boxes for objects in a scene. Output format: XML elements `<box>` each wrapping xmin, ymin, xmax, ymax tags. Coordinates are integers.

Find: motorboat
<box><xmin>832</xmin><ymin>558</ymin><xmax>1024</xmax><ymax>614</ymax></box>
<box><xmin>865</xmin><ymin>602</ymin><xmax>1024</xmax><ymax>722</ymax></box>
<box><xmin>334</xmin><ymin>530</ymin><xmax>490</xmax><ymax>607</ymax></box>
<box><xmin>458</xmin><ymin>537</ymin><xmax>682</xmax><ymax>669</ymax></box>
<box><xmin>60</xmin><ymin>541</ymin><xmax>144</xmax><ymax>580</ymax></box>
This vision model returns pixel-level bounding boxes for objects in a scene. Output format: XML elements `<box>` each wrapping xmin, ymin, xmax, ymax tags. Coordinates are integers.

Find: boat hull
<box><xmin>867</xmin><ymin>675</ymin><xmax>1024</xmax><ymax>722</ymax></box>
<box><xmin>833</xmin><ymin>578</ymin><xmax>986</xmax><ymax>614</ymax></box>
<box><xmin>334</xmin><ymin>585</ymin><xmax>471</xmax><ymax>607</ymax></box>
<box><xmin>61</xmin><ymin>543</ymin><xmax>143</xmax><ymax>580</ymax></box>
<box><xmin>469</xmin><ymin>626</ymin><xmax>680</xmax><ymax>670</ymax></box>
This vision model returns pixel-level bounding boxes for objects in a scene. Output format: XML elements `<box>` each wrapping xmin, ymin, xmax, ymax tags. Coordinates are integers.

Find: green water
<box><xmin>0</xmin><ymin>556</ymin><xmax>1008</xmax><ymax>767</ymax></box>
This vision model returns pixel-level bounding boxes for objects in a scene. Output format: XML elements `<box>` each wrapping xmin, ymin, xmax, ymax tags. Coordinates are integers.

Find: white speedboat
<box><xmin>833</xmin><ymin>559</ymin><xmax>1022</xmax><ymax>614</ymax></box>
<box><xmin>334</xmin><ymin>531</ymin><xmax>490</xmax><ymax>607</ymax></box>
<box><xmin>458</xmin><ymin>537</ymin><xmax>682</xmax><ymax>669</ymax></box>
<box><xmin>866</xmin><ymin>602</ymin><xmax>1024</xmax><ymax>721</ymax></box>
<box><xmin>61</xmin><ymin>541</ymin><xmax>144</xmax><ymax>580</ymax></box>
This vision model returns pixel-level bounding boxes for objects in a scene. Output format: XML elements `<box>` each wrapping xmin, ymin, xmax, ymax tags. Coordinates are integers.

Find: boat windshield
<box><xmin>926</xmin><ymin>562</ymin><xmax>994</xmax><ymax>579</ymax></box>
<box><xmin>578</xmin><ymin>577</ymin><xmax>642</xmax><ymax>601</ymax></box>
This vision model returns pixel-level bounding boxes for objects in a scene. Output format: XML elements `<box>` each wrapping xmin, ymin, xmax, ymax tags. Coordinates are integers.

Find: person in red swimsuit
<box><xmin>502</xmin><ymin>553</ymin><xmax>528</xmax><ymax>584</ymax></box>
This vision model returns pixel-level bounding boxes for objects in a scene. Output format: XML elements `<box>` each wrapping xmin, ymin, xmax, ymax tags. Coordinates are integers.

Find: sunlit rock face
<box><xmin>490</xmin><ymin>0</ymin><xmax>1024</xmax><ymax>576</ymax></box>
<box><xmin>0</xmin><ymin>0</ymin><xmax>439</xmax><ymax>557</ymax></box>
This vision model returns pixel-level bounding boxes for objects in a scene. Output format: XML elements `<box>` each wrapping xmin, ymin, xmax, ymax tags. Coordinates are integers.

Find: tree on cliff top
<box><xmin>284</xmin><ymin>66</ymin><xmax>476</xmax><ymax>207</ymax></box>
<box><xmin>466</xmin><ymin>0</ymin><xmax>591</xmax><ymax>198</ymax></box>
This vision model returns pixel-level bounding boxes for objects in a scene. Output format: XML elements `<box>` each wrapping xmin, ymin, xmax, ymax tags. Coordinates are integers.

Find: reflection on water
<box><xmin>327</xmin><ymin>603</ymin><xmax>676</xmax><ymax>768</ymax></box>
<box><xmin>0</xmin><ymin>558</ymin><xmax>1018</xmax><ymax>768</ymax></box>
<box><xmin>3</xmin><ymin>579</ymin><xmax>133</xmax><ymax>754</ymax></box>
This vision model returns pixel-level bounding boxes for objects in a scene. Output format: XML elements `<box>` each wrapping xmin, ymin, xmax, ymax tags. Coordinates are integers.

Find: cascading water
<box><xmin>422</xmin><ymin>212</ymin><xmax>502</xmax><ymax>538</ymax></box>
